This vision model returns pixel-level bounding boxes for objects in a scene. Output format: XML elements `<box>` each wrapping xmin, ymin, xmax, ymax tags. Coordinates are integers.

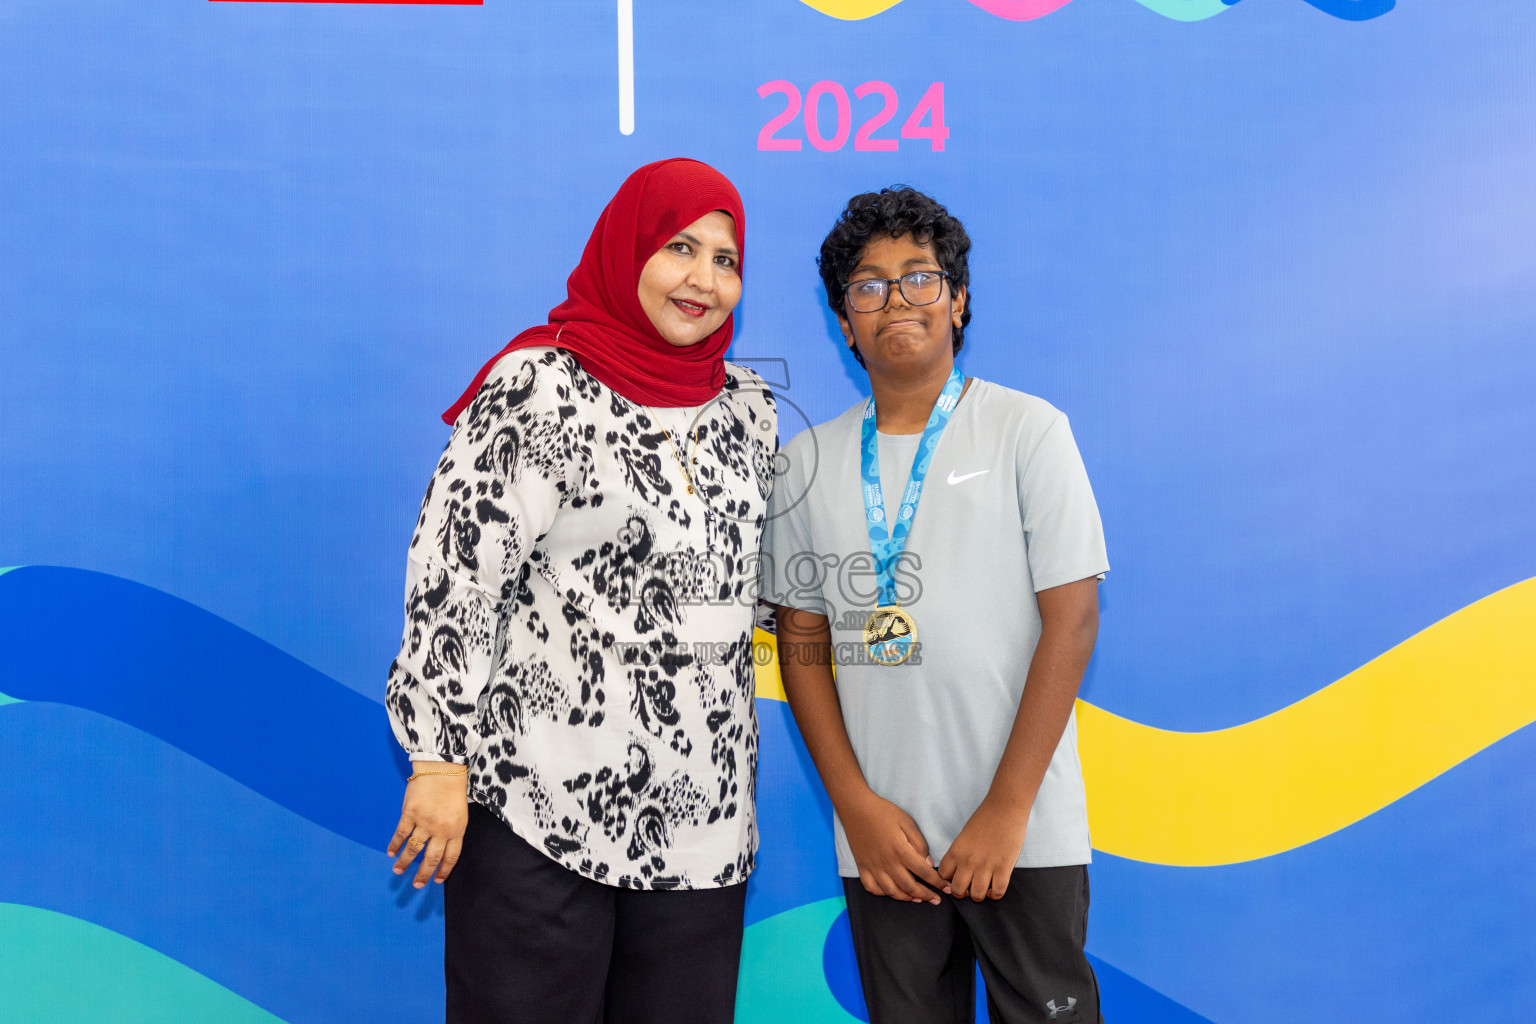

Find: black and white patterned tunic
<box><xmin>387</xmin><ymin>347</ymin><xmax>777</xmax><ymax>889</ymax></box>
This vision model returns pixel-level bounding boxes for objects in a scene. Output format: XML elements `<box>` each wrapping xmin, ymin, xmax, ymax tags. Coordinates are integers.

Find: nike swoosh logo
<box><xmin>946</xmin><ymin>469</ymin><xmax>991</xmax><ymax>485</ymax></box>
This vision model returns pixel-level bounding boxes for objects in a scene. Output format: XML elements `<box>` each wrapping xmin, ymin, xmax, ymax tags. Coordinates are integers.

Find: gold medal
<box><xmin>864</xmin><ymin>605</ymin><xmax>917</xmax><ymax>666</ymax></box>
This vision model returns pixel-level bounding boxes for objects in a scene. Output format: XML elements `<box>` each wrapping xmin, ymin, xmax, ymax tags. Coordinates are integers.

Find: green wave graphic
<box><xmin>0</xmin><ymin>903</ymin><xmax>288</xmax><ymax>1024</ymax></box>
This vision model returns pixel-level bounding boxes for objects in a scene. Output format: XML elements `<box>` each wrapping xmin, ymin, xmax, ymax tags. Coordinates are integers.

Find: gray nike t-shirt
<box><xmin>761</xmin><ymin>378</ymin><xmax>1109</xmax><ymax>873</ymax></box>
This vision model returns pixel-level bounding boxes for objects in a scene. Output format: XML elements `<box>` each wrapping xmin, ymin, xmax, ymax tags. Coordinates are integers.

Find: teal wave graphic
<box><xmin>0</xmin><ymin>903</ymin><xmax>287</xmax><ymax>1024</ymax></box>
<box><xmin>739</xmin><ymin>899</ymin><xmax>855</xmax><ymax>1023</ymax></box>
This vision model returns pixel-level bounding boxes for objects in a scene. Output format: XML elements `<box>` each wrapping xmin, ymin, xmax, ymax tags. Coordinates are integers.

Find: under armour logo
<box><xmin>1046</xmin><ymin>997</ymin><xmax>1078</xmax><ymax>1020</ymax></box>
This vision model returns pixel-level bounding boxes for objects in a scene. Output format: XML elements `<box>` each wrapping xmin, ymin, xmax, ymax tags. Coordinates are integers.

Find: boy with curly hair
<box><xmin>763</xmin><ymin>187</ymin><xmax>1109</xmax><ymax>1023</ymax></box>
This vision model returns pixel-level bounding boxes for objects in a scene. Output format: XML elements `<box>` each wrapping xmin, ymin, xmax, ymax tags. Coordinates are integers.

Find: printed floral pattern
<box><xmin>388</xmin><ymin>347</ymin><xmax>775</xmax><ymax>888</ymax></box>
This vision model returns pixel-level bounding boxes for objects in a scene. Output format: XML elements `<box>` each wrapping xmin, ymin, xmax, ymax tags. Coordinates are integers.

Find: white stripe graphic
<box><xmin>617</xmin><ymin>0</ymin><xmax>635</xmax><ymax>136</ymax></box>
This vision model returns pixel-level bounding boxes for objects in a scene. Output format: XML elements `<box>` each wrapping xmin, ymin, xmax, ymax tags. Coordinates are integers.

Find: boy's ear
<box><xmin>837</xmin><ymin>314</ymin><xmax>856</xmax><ymax>348</ymax></box>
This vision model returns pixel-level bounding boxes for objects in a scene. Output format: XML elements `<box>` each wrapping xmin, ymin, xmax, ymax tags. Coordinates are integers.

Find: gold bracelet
<box><xmin>407</xmin><ymin>765</ymin><xmax>468</xmax><ymax>781</ymax></box>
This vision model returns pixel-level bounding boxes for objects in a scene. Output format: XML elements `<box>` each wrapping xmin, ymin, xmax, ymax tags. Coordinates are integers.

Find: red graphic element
<box><xmin>210</xmin><ymin>1</ymin><xmax>481</xmax><ymax>6</ymax></box>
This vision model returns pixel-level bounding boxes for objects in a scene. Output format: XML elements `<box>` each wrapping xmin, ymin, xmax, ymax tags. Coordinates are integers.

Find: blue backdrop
<box><xmin>2</xmin><ymin>1</ymin><xmax>1534</xmax><ymax>1021</ymax></box>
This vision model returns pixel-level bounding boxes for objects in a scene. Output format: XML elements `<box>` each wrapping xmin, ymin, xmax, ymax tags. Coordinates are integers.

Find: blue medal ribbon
<box><xmin>860</xmin><ymin>366</ymin><xmax>966</xmax><ymax>609</ymax></box>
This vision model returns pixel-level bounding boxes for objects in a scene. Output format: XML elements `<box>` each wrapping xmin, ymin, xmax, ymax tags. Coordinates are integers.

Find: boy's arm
<box><xmin>937</xmin><ymin>576</ymin><xmax>1099</xmax><ymax>901</ymax></box>
<box><xmin>774</xmin><ymin>605</ymin><xmax>948</xmax><ymax>904</ymax></box>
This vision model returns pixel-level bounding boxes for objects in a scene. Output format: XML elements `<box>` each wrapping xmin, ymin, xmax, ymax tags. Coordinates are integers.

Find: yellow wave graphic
<box><xmin>800</xmin><ymin>0</ymin><xmax>905</xmax><ymax>17</ymax></box>
<box><xmin>754</xmin><ymin>630</ymin><xmax>788</xmax><ymax>702</ymax></box>
<box><xmin>753</xmin><ymin>576</ymin><xmax>1536</xmax><ymax>865</ymax></box>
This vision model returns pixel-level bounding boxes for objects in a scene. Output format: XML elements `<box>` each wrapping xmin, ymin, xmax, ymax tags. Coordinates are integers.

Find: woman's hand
<box><xmin>839</xmin><ymin>790</ymin><xmax>947</xmax><ymax>904</ymax></box>
<box><xmin>387</xmin><ymin>762</ymin><xmax>470</xmax><ymax>888</ymax></box>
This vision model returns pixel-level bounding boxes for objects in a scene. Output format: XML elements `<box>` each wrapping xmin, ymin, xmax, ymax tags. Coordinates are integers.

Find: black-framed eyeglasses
<box><xmin>843</xmin><ymin>271</ymin><xmax>950</xmax><ymax>313</ymax></box>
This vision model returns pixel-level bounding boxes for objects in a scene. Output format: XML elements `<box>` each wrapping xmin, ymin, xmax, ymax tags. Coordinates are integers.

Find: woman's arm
<box><xmin>384</xmin><ymin>353</ymin><xmax>572</xmax><ymax>886</ymax></box>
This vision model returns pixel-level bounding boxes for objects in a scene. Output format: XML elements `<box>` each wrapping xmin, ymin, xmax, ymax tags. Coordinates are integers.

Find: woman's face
<box><xmin>637</xmin><ymin>211</ymin><xmax>742</xmax><ymax>348</ymax></box>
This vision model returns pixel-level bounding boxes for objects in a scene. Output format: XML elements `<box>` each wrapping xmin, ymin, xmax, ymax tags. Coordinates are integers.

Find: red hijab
<box><xmin>442</xmin><ymin>158</ymin><xmax>745</xmax><ymax>424</ymax></box>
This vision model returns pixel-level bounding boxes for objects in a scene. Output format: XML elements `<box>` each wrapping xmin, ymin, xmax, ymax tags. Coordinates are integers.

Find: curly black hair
<box><xmin>817</xmin><ymin>186</ymin><xmax>972</xmax><ymax>368</ymax></box>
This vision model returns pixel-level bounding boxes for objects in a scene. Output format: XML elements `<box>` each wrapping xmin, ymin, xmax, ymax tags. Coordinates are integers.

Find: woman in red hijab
<box><xmin>383</xmin><ymin>159</ymin><xmax>777</xmax><ymax>1023</ymax></box>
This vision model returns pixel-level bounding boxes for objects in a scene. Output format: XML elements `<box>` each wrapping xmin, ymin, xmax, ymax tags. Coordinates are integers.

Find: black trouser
<box><xmin>445</xmin><ymin>803</ymin><xmax>747</xmax><ymax>1024</ymax></box>
<box><xmin>842</xmin><ymin>866</ymin><xmax>1103</xmax><ymax>1024</ymax></box>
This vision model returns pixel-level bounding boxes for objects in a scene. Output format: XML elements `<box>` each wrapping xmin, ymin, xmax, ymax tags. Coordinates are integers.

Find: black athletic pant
<box><xmin>445</xmin><ymin>803</ymin><xmax>747</xmax><ymax>1024</ymax></box>
<box><xmin>843</xmin><ymin>866</ymin><xmax>1103</xmax><ymax>1024</ymax></box>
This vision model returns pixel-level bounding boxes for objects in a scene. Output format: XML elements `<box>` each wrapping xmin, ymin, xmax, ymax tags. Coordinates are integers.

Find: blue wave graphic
<box><xmin>10</xmin><ymin>565</ymin><xmax>1457</xmax><ymax>1021</ymax></box>
<box><xmin>752</xmin><ymin>697</ymin><xmax>844</xmax><ymax>925</ymax></box>
<box><xmin>1205</xmin><ymin>0</ymin><xmax>1398</xmax><ymax>19</ymax></box>
<box><xmin>1217</xmin><ymin>0</ymin><xmax>1398</xmax><ymax>19</ymax></box>
<box><xmin>0</xmin><ymin>700</ymin><xmax>441</xmax><ymax>1024</ymax></box>
<box><xmin>0</xmin><ymin>566</ymin><xmax>406</xmax><ymax>848</ymax></box>
<box><xmin>0</xmin><ymin>564</ymin><xmax>845</xmax><ymax>925</ymax></box>
<box><xmin>1215</xmin><ymin>0</ymin><xmax>1397</xmax><ymax>20</ymax></box>
<box><xmin>1299</xmin><ymin>0</ymin><xmax>1396</xmax><ymax>20</ymax></box>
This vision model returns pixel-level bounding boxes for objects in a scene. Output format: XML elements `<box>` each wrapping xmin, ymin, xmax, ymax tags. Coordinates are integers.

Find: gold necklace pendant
<box><xmin>649</xmin><ymin>405</ymin><xmax>704</xmax><ymax>502</ymax></box>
